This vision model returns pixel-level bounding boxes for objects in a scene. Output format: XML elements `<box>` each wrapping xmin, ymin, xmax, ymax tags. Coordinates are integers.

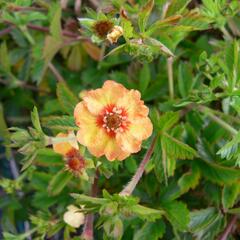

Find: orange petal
<box><xmin>104</xmin><ymin>138</ymin><xmax>130</xmax><ymax>161</ymax></box>
<box><xmin>129</xmin><ymin>117</ymin><xmax>153</xmax><ymax>140</ymax></box>
<box><xmin>83</xmin><ymin>80</ymin><xmax>127</xmax><ymax>115</ymax></box>
<box><xmin>53</xmin><ymin>133</ymin><xmax>74</xmax><ymax>156</ymax></box>
<box><xmin>87</xmin><ymin>129</ymin><xmax>110</xmax><ymax>157</ymax></box>
<box><xmin>116</xmin><ymin>131</ymin><xmax>141</xmax><ymax>153</ymax></box>
<box><xmin>74</xmin><ymin>102</ymin><xmax>96</xmax><ymax>127</ymax></box>
<box><xmin>117</xmin><ymin>90</ymin><xmax>149</xmax><ymax>118</ymax></box>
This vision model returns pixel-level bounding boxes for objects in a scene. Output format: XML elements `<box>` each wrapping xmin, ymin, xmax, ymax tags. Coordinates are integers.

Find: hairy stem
<box><xmin>120</xmin><ymin>136</ymin><xmax>157</xmax><ymax>196</ymax></box>
<box><xmin>198</xmin><ymin>106</ymin><xmax>238</xmax><ymax>136</ymax></box>
<box><xmin>81</xmin><ymin>169</ymin><xmax>99</xmax><ymax>240</ymax></box>
<box><xmin>167</xmin><ymin>57</ymin><xmax>174</xmax><ymax>100</ymax></box>
<box><xmin>218</xmin><ymin>215</ymin><xmax>238</xmax><ymax>240</ymax></box>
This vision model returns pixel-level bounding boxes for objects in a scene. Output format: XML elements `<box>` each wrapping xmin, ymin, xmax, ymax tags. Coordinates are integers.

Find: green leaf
<box><xmin>71</xmin><ymin>193</ymin><xmax>108</xmax><ymax>210</ymax></box>
<box><xmin>161</xmin><ymin>132</ymin><xmax>197</xmax><ymax>160</ymax></box>
<box><xmin>161</xmin><ymin>200</ymin><xmax>190</xmax><ymax>231</ymax></box>
<box><xmin>138</xmin><ymin>0</ymin><xmax>154</xmax><ymax>32</ymax></box>
<box><xmin>131</xmin><ymin>204</ymin><xmax>164</xmax><ymax>221</ymax></box>
<box><xmin>227</xmin><ymin>207</ymin><xmax>240</xmax><ymax>214</ymax></box>
<box><xmin>189</xmin><ymin>207</ymin><xmax>220</xmax><ymax>232</ymax></box>
<box><xmin>178</xmin><ymin>62</ymin><xmax>193</xmax><ymax>98</ymax></box>
<box><xmin>178</xmin><ymin>163</ymin><xmax>201</xmax><ymax>194</ymax></box>
<box><xmin>48</xmin><ymin>170</ymin><xmax>72</xmax><ymax>196</ymax></box>
<box><xmin>42</xmin><ymin>115</ymin><xmax>78</xmax><ymax>131</ymax></box>
<box><xmin>225</xmin><ymin>40</ymin><xmax>239</xmax><ymax>91</ymax></box>
<box><xmin>222</xmin><ymin>183</ymin><xmax>240</xmax><ymax>210</ymax></box>
<box><xmin>31</xmin><ymin>106</ymin><xmax>42</xmax><ymax>132</ymax></box>
<box><xmin>43</xmin><ymin>35</ymin><xmax>62</xmax><ymax>65</ymax></box>
<box><xmin>196</xmin><ymin>160</ymin><xmax>240</xmax><ymax>185</ymax></box>
<box><xmin>56</xmin><ymin>82</ymin><xmax>79</xmax><ymax>115</ymax></box>
<box><xmin>133</xmin><ymin>219</ymin><xmax>165</xmax><ymax>240</ymax></box>
<box><xmin>49</xmin><ymin>3</ymin><xmax>62</xmax><ymax>39</ymax></box>
<box><xmin>166</xmin><ymin>0</ymin><xmax>191</xmax><ymax>17</ymax></box>
<box><xmin>139</xmin><ymin>63</ymin><xmax>151</xmax><ymax>93</ymax></box>
<box><xmin>157</xmin><ymin>111</ymin><xmax>180</xmax><ymax>132</ymax></box>
<box><xmin>0</xmin><ymin>42</ymin><xmax>11</xmax><ymax>72</ymax></box>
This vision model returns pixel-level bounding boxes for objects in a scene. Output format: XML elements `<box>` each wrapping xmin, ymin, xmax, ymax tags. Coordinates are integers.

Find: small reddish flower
<box><xmin>53</xmin><ymin>132</ymin><xmax>85</xmax><ymax>176</ymax></box>
<box><xmin>93</xmin><ymin>20</ymin><xmax>113</xmax><ymax>38</ymax></box>
<box><xmin>74</xmin><ymin>80</ymin><xmax>153</xmax><ymax>161</ymax></box>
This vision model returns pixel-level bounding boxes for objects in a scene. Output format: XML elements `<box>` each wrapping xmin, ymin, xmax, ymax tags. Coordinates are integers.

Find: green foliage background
<box><xmin>0</xmin><ymin>0</ymin><xmax>240</xmax><ymax>239</ymax></box>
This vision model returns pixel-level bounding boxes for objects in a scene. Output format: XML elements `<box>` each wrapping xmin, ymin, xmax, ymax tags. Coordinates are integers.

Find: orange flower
<box><xmin>74</xmin><ymin>80</ymin><xmax>153</xmax><ymax>161</ymax></box>
<box><xmin>53</xmin><ymin>132</ymin><xmax>85</xmax><ymax>175</ymax></box>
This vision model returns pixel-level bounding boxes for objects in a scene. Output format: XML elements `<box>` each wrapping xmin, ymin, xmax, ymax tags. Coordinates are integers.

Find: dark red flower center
<box><xmin>97</xmin><ymin>104</ymin><xmax>129</xmax><ymax>137</ymax></box>
<box><xmin>66</xmin><ymin>149</ymin><xmax>85</xmax><ymax>175</ymax></box>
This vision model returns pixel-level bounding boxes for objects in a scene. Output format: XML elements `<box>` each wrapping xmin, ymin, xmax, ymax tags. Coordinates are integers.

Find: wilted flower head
<box><xmin>63</xmin><ymin>205</ymin><xmax>85</xmax><ymax>228</ymax></box>
<box><xmin>107</xmin><ymin>26</ymin><xmax>123</xmax><ymax>44</ymax></box>
<box><xmin>53</xmin><ymin>132</ymin><xmax>85</xmax><ymax>176</ymax></box>
<box><xmin>93</xmin><ymin>20</ymin><xmax>113</xmax><ymax>38</ymax></box>
<box><xmin>74</xmin><ymin>80</ymin><xmax>153</xmax><ymax>161</ymax></box>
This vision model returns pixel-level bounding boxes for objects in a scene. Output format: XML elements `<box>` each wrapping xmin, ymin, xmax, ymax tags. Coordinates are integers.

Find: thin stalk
<box><xmin>198</xmin><ymin>106</ymin><xmax>238</xmax><ymax>136</ymax></box>
<box><xmin>120</xmin><ymin>136</ymin><xmax>157</xmax><ymax>196</ymax></box>
<box><xmin>48</xmin><ymin>63</ymin><xmax>66</xmax><ymax>83</ymax></box>
<box><xmin>81</xmin><ymin>169</ymin><xmax>99</xmax><ymax>240</ymax></box>
<box><xmin>167</xmin><ymin>57</ymin><xmax>174</xmax><ymax>100</ymax></box>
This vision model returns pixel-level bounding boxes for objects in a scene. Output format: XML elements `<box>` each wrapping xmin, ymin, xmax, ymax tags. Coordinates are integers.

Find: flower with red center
<box><xmin>52</xmin><ymin>132</ymin><xmax>85</xmax><ymax>176</ymax></box>
<box><xmin>74</xmin><ymin>80</ymin><xmax>153</xmax><ymax>161</ymax></box>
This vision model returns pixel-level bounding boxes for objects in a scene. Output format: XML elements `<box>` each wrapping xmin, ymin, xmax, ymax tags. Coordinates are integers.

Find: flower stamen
<box><xmin>97</xmin><ymin>105</ymin><xmax>129</xmax><ymax>136</ymax></box>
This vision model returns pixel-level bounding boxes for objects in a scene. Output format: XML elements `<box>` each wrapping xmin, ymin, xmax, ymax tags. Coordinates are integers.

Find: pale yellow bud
<box><xmin>63</xmin><ymin>205</ymin><xmax>85</xmax><ymax>228</ymax></box>
<box><xmin>107</xmin><ymin>26</ymin><xmax>123</xmax><ymax>44</ymax></box>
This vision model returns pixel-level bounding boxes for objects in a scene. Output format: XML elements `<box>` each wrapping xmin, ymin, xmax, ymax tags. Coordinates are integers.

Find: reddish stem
<box><xmin>218</xmin><ymin>215</ymin><xmax>238</xmax><ymax>240</ymax></box>
<box><xmin>120</xmin><ymin>136</ymin><xmax>157</xmax><ymax>196</ymax></box>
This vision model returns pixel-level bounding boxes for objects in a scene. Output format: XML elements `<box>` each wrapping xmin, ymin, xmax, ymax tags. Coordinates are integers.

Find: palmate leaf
<box><xmin>157</xmin><ymin>111</ymin><xmax>180</xmax><ymax>132</ymax></box>
<box><xmin>56</xmin><ymin>82</ymin><xmax>79</xmax><ymax>115</ymax></box>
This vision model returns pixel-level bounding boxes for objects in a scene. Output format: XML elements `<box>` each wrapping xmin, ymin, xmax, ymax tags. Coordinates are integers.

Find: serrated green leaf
<box><xmin>133</xmin><ymin>219</ymin><xmax>165</xmax><ymax>240</ymax></box>
<box><xmin>196</xmin><ymin>160</ymin><xmax>240</xmax><ymax>185</ymax></box>
<box><xmin>42</xmin><ymin>115</ymin><xmax>78</xmax><ymax>131</ymax></box>
<box><xmin>222</xmin><ymin>183</ymin><xmax>240</xmax><ymax>210</ymax></box>
<box><xmin>161</xmin><ymin>200</ymin><xmax>190</xmax><ymax>231</ymax></box>
<box><xmin>31</xmin><ymin>106</ymin><xmax>42</xmax><ymax>132</ymax></box>
<box><xmin>131</xmin><ymin>204</ymin><xmax>164</xmax><ymax>221</ymax></box>
<box><xmin>162</xmin><ymin>132</ymin><xmax>197</xmax><ymax>160</ymax></box>
<box><xmin>189</xmin><ymin>207</ymin><xmax>220</xmax><ymax>232</ymax></box>
<box><xmin>56</xmin><ymin>82</ymin><xmax>79</xmax><ymax>115</ymax></box>
<box><xmin>158</xmin><ymin>111</ymin><xmax>180</xmax><ymax>132</ymax></box>
<box><xmin>178</xmin><ymin>163</ymin><xmax>201</xmax><ymax>194</ymax></box>
<box><xmin>48</xmin><ymin>170</ymin><xmax>72</xmax><ymax>196</ymax></box>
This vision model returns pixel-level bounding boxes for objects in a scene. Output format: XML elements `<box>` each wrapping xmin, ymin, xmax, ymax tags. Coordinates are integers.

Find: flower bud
<box><xmin>63</xmin><ymin>205</ymin><xmax>85</xmax><ymax>228</ymax></box>
<box><xmin>107</xmin><ymin>26</ymin><xmax>123</xmax><ymax>44</ymax></box>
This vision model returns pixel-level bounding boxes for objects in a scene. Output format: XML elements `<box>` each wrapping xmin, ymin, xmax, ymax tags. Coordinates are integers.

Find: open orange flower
<box><xmin>74</xmin><ymin>80</ymin><xmax>153</xmax><ymax>161</ymax></box>
<box><xmin>53</xmin><ymin>132</ymin><xmax>85</xmax><ymax>175</ymax></box>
